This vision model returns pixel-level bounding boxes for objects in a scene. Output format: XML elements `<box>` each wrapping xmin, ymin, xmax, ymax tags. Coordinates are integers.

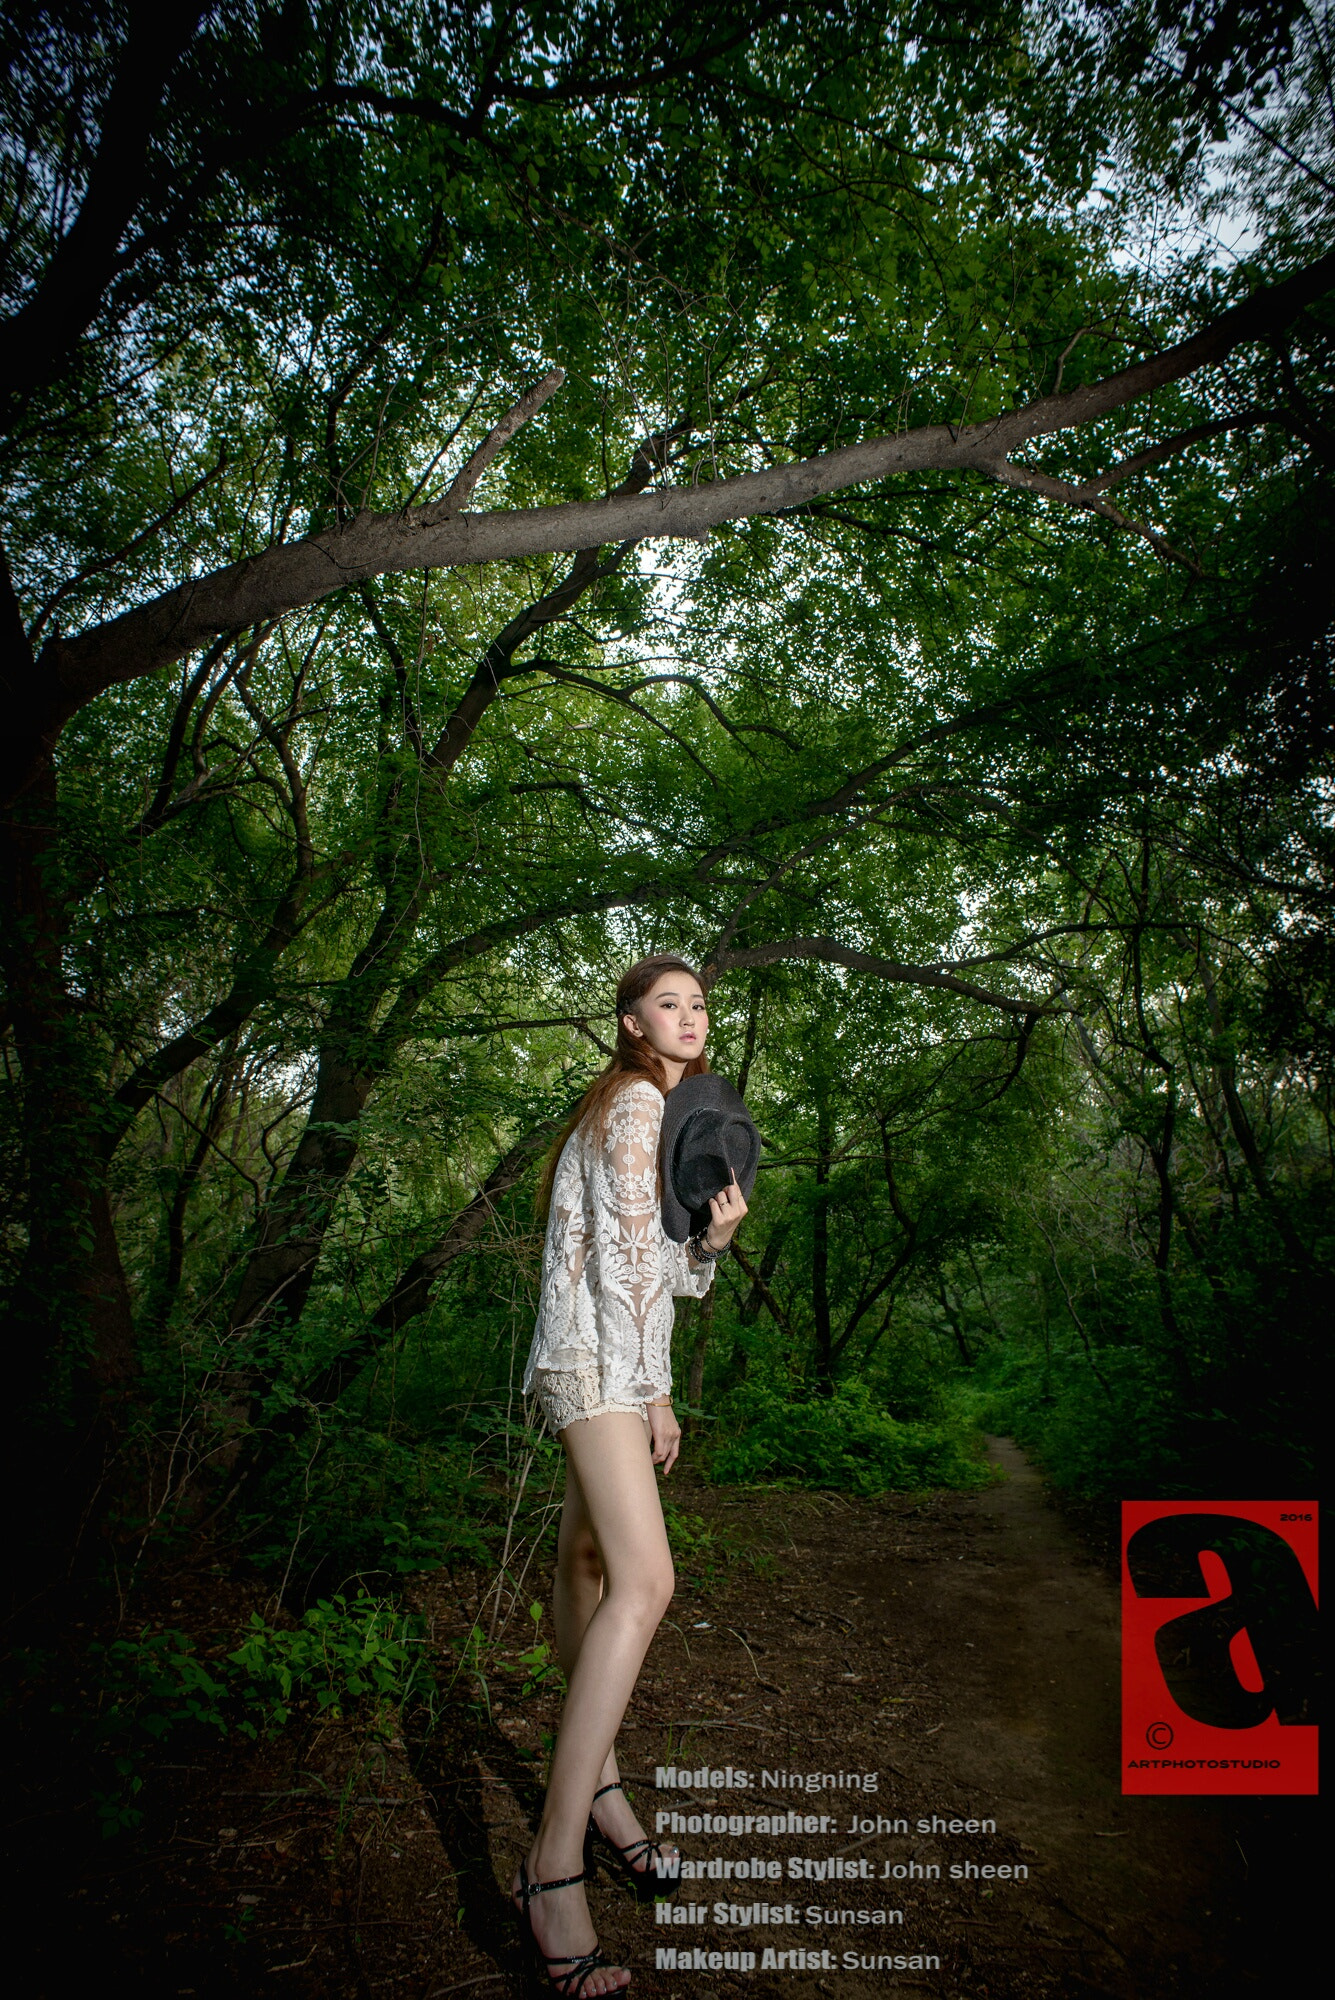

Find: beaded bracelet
<box><xmin>687</xmin><ymin>1231</ymin><xmax>729</xmax><ymax>1263</ymax></box>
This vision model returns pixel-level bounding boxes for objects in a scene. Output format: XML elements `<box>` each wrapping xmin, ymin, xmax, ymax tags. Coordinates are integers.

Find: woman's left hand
<box><xmin>647</xmin><ymin>1400</ymin><xmax>682</xmax><ymax>1475</ymax></box>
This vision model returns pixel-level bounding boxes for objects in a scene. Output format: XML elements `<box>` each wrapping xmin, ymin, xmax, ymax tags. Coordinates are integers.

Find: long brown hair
<box><xmin>535</xmin><ymin>955</ymin><xmax>711</xmax><ymax>1221</ymax></box>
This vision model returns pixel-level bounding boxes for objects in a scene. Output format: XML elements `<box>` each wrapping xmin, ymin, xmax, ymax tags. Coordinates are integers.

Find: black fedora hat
<box><xmin>659</xmin><ymin>1074</ymin><xmax>761</xmax><ymax>1243</ymax></box>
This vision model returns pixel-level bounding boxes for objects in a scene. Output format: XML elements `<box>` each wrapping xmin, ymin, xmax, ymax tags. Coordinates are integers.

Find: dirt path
<box><xmin>843</xmin><ymin>1436</ymin><xmax>1239</xmax><ymax>1997</ymax></box>
<box><xmin>16</xmin><ymin>1439</ymin><xmax>1315</xmax><ymax>1997</ymax></box>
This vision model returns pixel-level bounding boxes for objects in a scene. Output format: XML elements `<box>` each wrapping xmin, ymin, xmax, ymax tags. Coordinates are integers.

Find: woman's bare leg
<box><xmin>551</xmin><ymin>1454</ymin><xmax>605</xmax><ymax>1669</ymax></box>
<box><xmin>513</xmin><ymin>1413</ymin><xmax>674</xmax><ymax>1991</ymax></box>
<box><xmin>552</xmin><ymin>1455</ymin><xmax>679</xmax><ymax>1874</ymax></box>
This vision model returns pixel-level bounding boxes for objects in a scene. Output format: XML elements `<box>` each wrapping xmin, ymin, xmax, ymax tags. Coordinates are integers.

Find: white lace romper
<box><xmin>524</xmin><ymin>1078</ymin><xmax>716</xmax><ymax>1433</ymax></box>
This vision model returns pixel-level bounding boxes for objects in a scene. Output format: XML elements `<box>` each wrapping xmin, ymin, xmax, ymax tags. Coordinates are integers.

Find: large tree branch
<box><xmin>730</xmin><ymin>1239</ymin><xmax>798</xmax><ymax>1341</ymax></box>
<box><xmin>231</xmin><ymin>1118</ymin><xmax>560</xmax><ymax>1465</ymax></box>
<box><xmin>421</xmin><ymin>546</ymin><xmax>635</xmax><ymax>778</ymax></box>
<box><xmin>704</xmin><ymin>937</ymin><xmax>1061</xmax><ymax>1016</ymax></box>
<box><xmin>33</xmin><ymin>250</ymin><xmax>1334</xmax><ymax>756</ymax></box>
<box><xmin>102</xmin><ymin>863</ymin><xmax>328</xmax><ymax>1150</ymax></box>
<box><xmin>434</xmin><ymin>367</ymin><xmax>567</xmax><ymax>515</ymax></box>
<box><xmin>989</xmin><ymin>460</ymin><xmax>1205</xmax><ymax>571</ymax></box>
<box><xmin>831</xmin><ymin>1239</ymin><xmax>917</xmax><ymax>1360</ymax></box>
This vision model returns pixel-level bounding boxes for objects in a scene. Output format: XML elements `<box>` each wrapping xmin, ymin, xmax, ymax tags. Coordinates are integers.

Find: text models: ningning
<box><xmin>655</xmin><ymin>1766</ymin><xmax>879</xmax><ymax>1794</ymax></box>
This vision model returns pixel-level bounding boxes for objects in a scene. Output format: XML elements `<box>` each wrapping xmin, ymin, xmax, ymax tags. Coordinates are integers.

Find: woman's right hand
<box><xmin>705</xmin><ymin>1172</ymin><xmax>748</xmax><ymax>1250</ymax></box>
<box><xmin>647</xmin><ymin>1400</ymin><xmax>682</xmax><ymax>1475</ymax></box>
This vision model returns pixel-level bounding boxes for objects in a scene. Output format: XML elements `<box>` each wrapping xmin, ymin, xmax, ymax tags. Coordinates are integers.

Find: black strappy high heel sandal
<box><xmin>583</xmin><ymin>1781</ymin><xmax>681</xmax><ymax>1902</ymax></box>
<box><xmin>513</xmin><ymin>1858</ymin><xmax>627</xmax><ymax>1998</ymax></box>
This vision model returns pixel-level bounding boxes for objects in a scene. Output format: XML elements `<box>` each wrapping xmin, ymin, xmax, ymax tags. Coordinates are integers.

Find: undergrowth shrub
<box><xmin>226</xmin><ymin>1595</ymin><xmax>436</xmax><ymax>1727</ymax></box>
<box><xmin>80</xmin><ymin>1593</ymin><xmax>433</xmax><ymax>1835</ymax></box>
<box><xmin>958</xmin><ymin>1343</ymin><xmax>1180</xmax><ymax>1498</ymax></box>
<box><xmin>706</xmin><ymin>1381</ymin><xmax>991</xmax><ymax>1494</ymax></box>
<box><xmin>80</xmin><ymin>1588</ymin><xmax>572</xmax><ymax>1834</ymax></box>
<box><xmin>244</xmin><ymin>1420</ymin><xmax>506</xmax><ymax>1583</ymax></box>
<box><xmin>963</xmin><ymin>1310</ymin><xmax>1320</xmax><ymax>1500</ymax></box>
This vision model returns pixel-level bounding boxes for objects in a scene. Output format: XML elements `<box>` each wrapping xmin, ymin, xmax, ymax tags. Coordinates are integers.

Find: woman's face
<box><xmin>626</xmin><ymin>972</ymin><xmax>709</xmax><ymax>1066</ymax></box>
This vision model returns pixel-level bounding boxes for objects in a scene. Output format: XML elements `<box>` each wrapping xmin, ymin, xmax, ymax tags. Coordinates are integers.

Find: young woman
<box><xmin>514</xmin><ymin>956</ymin><xmax>748</xmax><ymax>1996</ymax></box>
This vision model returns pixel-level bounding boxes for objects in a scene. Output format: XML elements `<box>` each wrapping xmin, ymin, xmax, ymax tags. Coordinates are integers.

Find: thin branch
<box><xmin>434</xmin><ymin>368</ymin><xmax>566</xmax><ymax>515</ymax></box>
<box><xmin>443</xmin><ymin>1013</ymin><xmax>616</xmax><ymax>1054</ymax></box>
<box><xmin>1029</xmin><ymin>1209</ymin><xmax>1112</xmax><ymax>1396</ymax></box>
<box><xmin>126</xmin><ymin>633</ymin><xmax>230</xmax><ymax>835</ymax></box>
<box><xmin>988</xmin><ymin>460</ymin><xmax>1203</xmax><ymax>573</ymax></box>
<box><xmin>29</xmin><ymin>448</ymin><xmax>229</xmax><ymax>642</ymax></box>
<box><xmin>400</xmin><ymin>382</ymin><xmax>488</xmax><ymax>508</ymax></box>
<box><xmin>1079</xmin><ymin>409</ymin><xmax>1279</xmax><ymax>493</ymax></box>
<box><xmin>513</xmin><ymin>662</ymin><xmax>721</xmax><ymax>782</ymax></box>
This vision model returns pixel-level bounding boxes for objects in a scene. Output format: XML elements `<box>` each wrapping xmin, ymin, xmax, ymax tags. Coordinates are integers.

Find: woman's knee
<box><xmin>610</xmin><ymin>1554</ymin><xmax>674</xmax><ymax>1626</ymax></box>
<box><xmin>650</xmin><ymin>1557</ymin><xmax>676</xmax><ymax>1619</ymax></box>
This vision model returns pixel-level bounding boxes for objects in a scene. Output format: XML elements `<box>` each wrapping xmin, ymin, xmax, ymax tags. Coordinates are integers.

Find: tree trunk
<box><xmin>937</xmin><ymin>1280</ymin><xmax>975</xmax><ymax>1367</ymax></box>
<box><xmin>303</xmin><ymin>1121</ymin><xmax>559</xmax><ymax>1404</ymax></box>
<box><xmin>2</xmin><ymin>776</ymin><xmax>136</xmax><ymax>1595</ymax></box>
<box><xmin>2</xmin><ymin>769</ymin><xmax>135</xmax><ymax>1414</ymax></box>
<box><xmin>1143</xmin><ymin>1124</ymin><xmax>1189</xmax><ymax>1385</ymax></box>
<box><xmin>1139</xmin><ymin>1069</ymin><xmax>1188</xmax><ymax>1367</ymax></box>
<box><xmin>685</xmin><ymin>1285</ymin><xmax>715</xmax><ymax>1430</ymax></box>
<box><xmin>143</xmin><ymin>1052</ymin><xmax>241</xmax><ymax>1342</ymax></box>
<box><xmin>224</xmin><ymin>1123</ymin><xmax>559</xmax><ymax>1492</ymax></box>
<box><xmin>225</xmin><ymin>1034</ymin><xmax>380</xmax><ymax>1343</ymax></box>
<box><xmin>812</xmin><ymin>1087</ymin><xmax>832</xmax><ymax>1391</ymax></box>
<box><xmin>1197</xmin><ymin>957</ymin><xmax>1311</xmax><ymax>1267</ymax></box>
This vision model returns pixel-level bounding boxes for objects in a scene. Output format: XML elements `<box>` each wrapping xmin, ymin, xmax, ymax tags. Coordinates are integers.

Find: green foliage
<box><xmin>509</xmin><ymin>1600</ymin><xmax>562</xmax><ymax>1701</ymax></box>
<box><xmin>78</xmin><ymin>1594</ymin><xmax>434</xmax><ymax>1835</ymax></box>
<box><xmin>225</xmin><ymin>1594</ymin><xmax>434</xmax><ymax>1728</ymax></box>
<box><xmin>707</xmin><ymin>1383</ymin><xmax>993</xmax><ymax>1496</ymax></box>
<box><xmin>958</xmin><ymin>1202</ymin><xmax>1326</xmax><ymax>1504</ymax></box>
<box><xmin>82</xmin><ymin>1627</ymin><xmax>231</xmax><ymax>1834</ymax></box>
<box><xmin>245</xmin><ymin>1419</ymin><xmax>504</xmax><ymax>1582</ymax></box>
<box><xmin>445</xmin><ymin>1600</ymin><xmax>564</xmax><ymax>1724</ymax></box>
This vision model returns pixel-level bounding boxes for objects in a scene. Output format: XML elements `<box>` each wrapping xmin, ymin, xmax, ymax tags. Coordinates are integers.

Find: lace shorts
<box><xmin>530</xmin><ymin>1366</ymin><xmax>649</xmax><ymax>1437</ymax></box>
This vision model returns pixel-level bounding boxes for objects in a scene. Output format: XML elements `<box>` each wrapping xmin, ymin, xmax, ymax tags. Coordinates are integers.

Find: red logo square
<box><xmin>1122</xmin><ymin>1500</ymin><xmax>1318</xmax><ymax>1795</ymax></box>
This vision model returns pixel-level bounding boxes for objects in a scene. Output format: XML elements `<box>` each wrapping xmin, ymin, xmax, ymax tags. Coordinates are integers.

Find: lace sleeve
<box><xmin>601</xmin><ymin>1084</ymin><xmax>662</xmax><ymax>1336</ymax></box>
<box><xmin>523</xmin><ymin>1129</ymin><xmax>599</xmax><ymax>1389</ymax></box>
<box><xmin>594</xmin><ymin>1082</ymin><xmax>719</xmax><ymax>1402</ymax></box>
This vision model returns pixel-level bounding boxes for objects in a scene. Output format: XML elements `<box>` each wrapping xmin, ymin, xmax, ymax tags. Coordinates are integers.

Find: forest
<box><xmin>0</xmin><ymin>0</ymin><xmax>1329</xmax><ymax>1886</ymax></box>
